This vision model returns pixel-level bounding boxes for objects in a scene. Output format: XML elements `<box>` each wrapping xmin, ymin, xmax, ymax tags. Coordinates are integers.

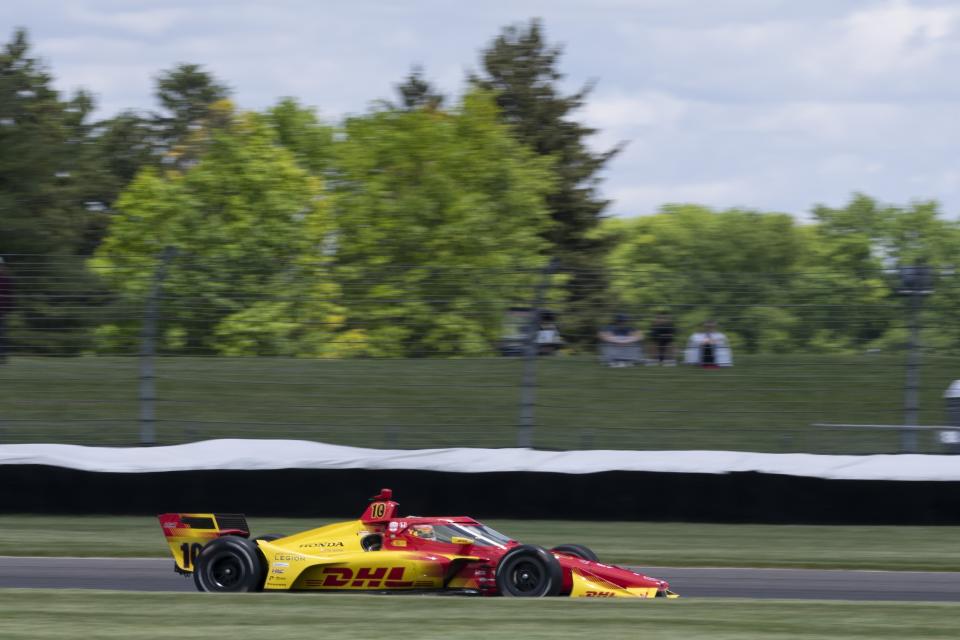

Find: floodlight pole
<box><xmin>898</xmin><ymin>265</ymin><xmax>932</xmax><ymax>454</ymax></box>
<box><xmin>139</xmin><ymin>246</ymin><xmax>176</xmax><ymax>446</ymax></box>
<box><xmin>517</xmin><ymin>259</ymin><xmax>556</xmax><ymax>449</ymax></box>
<box><xmin>902</xmin><ymin>291</ymin><xmax>922</xmax><ymax>454</ymax></box>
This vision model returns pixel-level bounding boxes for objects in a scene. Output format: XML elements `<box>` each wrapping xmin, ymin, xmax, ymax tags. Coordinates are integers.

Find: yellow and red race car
<box><xmin>158</xmin><ymin>488</ymin><xmax>677</xmax><ymax>598</ymax></box>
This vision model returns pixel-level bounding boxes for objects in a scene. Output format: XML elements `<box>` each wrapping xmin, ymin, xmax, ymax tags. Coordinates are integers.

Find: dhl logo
<box><xmin>317</xmin><ymin>566</ymin><xmax>413</xmax><ymax>588</ymax></box>
<box><xmin>584</xmin><ymin>590</ymin><xmax>616</xmax><ymax>598</ymax></box>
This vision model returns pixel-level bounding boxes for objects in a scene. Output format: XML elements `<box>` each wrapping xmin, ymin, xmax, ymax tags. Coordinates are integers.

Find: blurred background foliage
<box><xmin>3</xmin><ymin>23</ymin><xmax>960</xmax><ymax>358</ymax></box>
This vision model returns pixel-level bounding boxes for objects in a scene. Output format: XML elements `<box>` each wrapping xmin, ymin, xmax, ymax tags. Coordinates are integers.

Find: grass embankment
<box><xmin>1</xmin><ymin>590</ymin><xmax>958</xmax><ymax>639</ymax></box>
<box><xmin>1</xmin><ymin>354</ymin><xmax>955</xmax><ymax>452</ymax></box>
<box><xmin>2</xmin><ymin>516</ymin><xmax>959</xmax><ymax>572</ymax></box>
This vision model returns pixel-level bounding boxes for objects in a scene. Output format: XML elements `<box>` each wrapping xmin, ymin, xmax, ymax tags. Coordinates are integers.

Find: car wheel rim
<box><xmin>210</xmin><ymin>555</ymin><xmax>243</xmax><ymax>589</ymax></box>
<box><xmin>511</xmin><ymin>561</ymin><xmax>543</xmax><ymax>593</ymax></box>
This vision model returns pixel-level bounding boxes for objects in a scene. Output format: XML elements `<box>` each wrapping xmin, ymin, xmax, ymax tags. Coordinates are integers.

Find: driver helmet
<box><xmin>410</xmin><ymin>524</ymin><xmax>435</xmax><ymax>540</ymax></box>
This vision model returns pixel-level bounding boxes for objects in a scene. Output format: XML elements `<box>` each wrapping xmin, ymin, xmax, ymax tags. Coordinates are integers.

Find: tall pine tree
<box><xmin>472</xmin><ymin>19</ymin><xmax>619</xmax><ymax>344</ymax></box>
<box><xmin>395</xmin><ymin>66</ymin><xmax>444</xmax><ymax>111</ymax></box>
<box><xmin>84</xmin><ymin>63</ymin><xmax>232</xmax><ymax>226</ymax></box>
<box><xmin>0</xmin><ymin>28</ymin><xmax>106</xmax><ymax>353</ymax></box>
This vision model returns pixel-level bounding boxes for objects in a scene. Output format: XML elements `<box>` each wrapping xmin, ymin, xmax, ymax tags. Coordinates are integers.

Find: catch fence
<box><xmin>1</xmin><ymin>254</ymin><xmax>958</xmax><ymax>453</ymax></box>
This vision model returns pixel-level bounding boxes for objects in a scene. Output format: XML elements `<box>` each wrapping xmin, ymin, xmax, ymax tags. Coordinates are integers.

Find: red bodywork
<box><xmin>357</xmin><ymin>489</ymin><xmax>672</xmax><ymax>597</ymax></box>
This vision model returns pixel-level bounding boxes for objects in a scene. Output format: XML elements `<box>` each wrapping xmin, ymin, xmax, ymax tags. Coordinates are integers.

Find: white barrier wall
<box><xmin>1</xmin><ymin>439</ymin><xmax>959</xmax><ymax>481</ymax></box>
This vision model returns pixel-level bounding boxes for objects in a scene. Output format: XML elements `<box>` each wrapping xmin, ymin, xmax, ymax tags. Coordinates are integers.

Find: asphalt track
<box><xmin>1</xmin><ymin>557</ymin><xmax>959</xmax><ymax>601</ymax></box>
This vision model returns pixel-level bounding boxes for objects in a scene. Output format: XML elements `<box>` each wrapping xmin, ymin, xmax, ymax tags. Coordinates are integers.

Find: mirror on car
<box><xmin>449</xmin><ymin>536</ymin><xmax>475</xmax><ymax>545</ymax></box>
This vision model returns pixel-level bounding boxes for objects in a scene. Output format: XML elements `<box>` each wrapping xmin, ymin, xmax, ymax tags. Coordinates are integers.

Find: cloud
<box><xmin>734</xmin><ymin>101</ymin><xmax>904</xmax><ymax>145</ymax></box>
<box><xmin>9</xmin><ymin>0</ymin><xmax>960</xmax><ymax>218</ymax></box>
<box><xmin>583</xmin><ymin>92</ymin><xmax>689</xmax><ymax>130</ymax></box>
<box><xmin>829</xmin><ymin>0</ymin><xmax>960</xmax><ymax>75</ymax></box>
<box><xmin>64</xmin><ymin>4</ymin><xmax>189</xmax><ymax>36</ymax></box>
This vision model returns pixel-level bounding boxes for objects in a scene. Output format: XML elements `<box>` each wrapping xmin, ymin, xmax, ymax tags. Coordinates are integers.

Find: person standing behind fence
<box><xmin>648</xmin><ymin>312</ymin><xmax>676</xmax><ymax>366</ymax></box>
<box><xmin>535</xmin><ymin>310</ymin><xmax>563</xmax><ymax>356</ymax></box>
<box><xmin>0</xmin><ymin>258</ymin><xmax>13</xmax><ymax>364</ymax></box>
<box><xmin>684</xmin><ymin>320</ymin><xmax>733</xmax><ymax>368</ymax></box>
<box><xmin>598</xmin><ymin>314</ymin><xmax>642</xmax><ymax>367</ymax></box>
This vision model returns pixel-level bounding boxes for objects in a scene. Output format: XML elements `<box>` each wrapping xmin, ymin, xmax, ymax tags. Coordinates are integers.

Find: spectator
<box><xmin>684</xmin><ymin>320</ymin><xmax>733</xmax><ymax>368</ymax></box>
<box><xmin>648</xmin><ymin>312</ymin><xmax>676</xmax><ymax>366</ymax></box>
<box><xmin>0</xmin><ymin>258</ymin><xmax>12</xmax><ymax>364</ymax></box>
<box><xmin>598</xmin><ymin>313</ymin><xmax>642</xmax><ymax>367</ymax></box>
<box><xmin>535</xmin><ymin>310</ymin><xmax>563</xmax><ymax>355</ymax></box>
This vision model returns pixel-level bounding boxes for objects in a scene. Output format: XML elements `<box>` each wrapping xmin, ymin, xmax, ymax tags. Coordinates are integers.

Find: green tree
<box><xmin>263</xmin><ymin>98</ymin><xmax>335</xmax><ymax>175</ymax></box>
<box><xmin>0</xmin><ymin>28</ymin><xmax>108</xmax><ymax>353</ymax></box>
<box><xmin>330</xmin><ymin>89</ymin><xmax>554</xmax><ymax>356</ymax></box>
<box><xmin>83</xmin><ymin>64</ymin><xmax>231</xmax><ymax>225</ymax></box>
<box><xmin>154</xmin><ymin>63</ymin><xmax>230</xmax><ymax>149</ymax></box>
<box><xmin>83</xmin><ymin>111</ymin><xmax>156</xmax><ymax>218</ymax></box>
<box><xmin>91</xmin><ymin>109</ymin><xmax>347</xmax><ymax>356</ymax></box>
<box><xmin>472</xmin><ymin>19</ymin><xmax>618</xmax><ymax>344</ymax></box>
<box><xmin>599</xmin><ymin>205</ymin><xmax>807</xmax><ymax>353</ymax></box>
<box><xmin>395</xmin><ymin>65</ymin><xmax>444</xmax><ymax>111</ymax></box>
<box><xmin>805</xmin><ymin>194</ymin><xmax>960</xmax><ymax>352</ymax></box>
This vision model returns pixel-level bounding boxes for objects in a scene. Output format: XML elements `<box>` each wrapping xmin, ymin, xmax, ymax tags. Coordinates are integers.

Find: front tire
<box><xmin>550</xmin><ymin>544</ymin><xmax>599</xmax><ymax>562</ymax></box>
<box><xmin>193</xmin><ymin>536</ymin><xmax>265</xmax><ymax>593</ymax></box>
<box><xmin>496</xmin><ymin>545</ymin><xmax>563</xmax><ymax>597</ymax></box>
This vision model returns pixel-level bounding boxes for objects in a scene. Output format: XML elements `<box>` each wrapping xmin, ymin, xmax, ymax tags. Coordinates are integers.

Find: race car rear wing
<box><xmin>157</xmin><ymin>513</ymin><xmax>250</xmax><ymax>573</ymax></box>
<box><xmin>361</xmin><ymin>488</ymin><xmax>399</xmax><ymax>524</ymax></box>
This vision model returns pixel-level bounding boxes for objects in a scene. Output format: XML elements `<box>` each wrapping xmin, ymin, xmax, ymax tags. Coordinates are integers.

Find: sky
<box><xmin>5</xmin><ymin>0</ymin><xmax>960</xmax><ymax>219</ymax></box>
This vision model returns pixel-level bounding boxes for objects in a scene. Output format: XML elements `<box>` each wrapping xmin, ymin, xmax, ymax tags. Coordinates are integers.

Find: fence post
<box><xmin>901</xmin><ymin>291</ymin><xmax>922</xmax><ymax>453</ymax></box>
<box><xmin>139</xmin><ymin>246</ymin><xmax>175</xmax><ymax>446</ymax></box>
<box><xmin>517</xmin><ymin>259</ymin><xmax>556</xmax><ymax>448</ymax></box>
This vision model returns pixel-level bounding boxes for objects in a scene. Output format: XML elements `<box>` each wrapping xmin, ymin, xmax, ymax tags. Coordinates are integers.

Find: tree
<box><xmin>91</xmin><ymin>110</ymin><xmax>346</xmax><ymax>356</ymax></box>
<box><xmin>85</xmin><ymin>111</ymin><xmax>156</xmax><ymax>212</ymax></box>
<box><xmin>330</xmin><ymin>89</ymin><xmax>554</xmax><ymax>356</ymax></box>
<box><xmin>805</xmin><ymin>194</ymin><xmax>960</xmax><ymax>352</ymax></box>
<box><xmin>154</xmin><ymin>63</ymin><xmax>230</xmax><ymax>148</ymax></box>
<box><xmin>263</xmin><ymin>98</ymin><xmax>335</xmax><ymax>175</ymax></box>
<box><xmin>81</xmin><ymin>64</ymin><xmax>232</xmax><ymax>244</ymax></box>
<box><xmin>600</xmin><ymin>205</ymin><xmax>808</xmax><ymax>353</ymax></box>
<box><xmin>395</xmin><ymin>66</ymin><xmax>444</xmax><ymax>111</ymax></box>
<box><xmin>0</xmin><ymin>28</ymin><xmax>107</xmax><ymax>353</ymax></box>
<box><xmin>472</xmin><ymin>19</ymin><xmax>619</xmax><ymax>344</ymax></box>
<box><xmin>600</xmin><ymin>196</ymin><xmax>960</xmax><ymax>354</ymax></box>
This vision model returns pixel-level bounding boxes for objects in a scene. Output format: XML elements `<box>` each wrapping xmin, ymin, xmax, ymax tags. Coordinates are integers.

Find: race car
<box><xmin>158</xmin><ymin>488</ymin><xmax>677</xmax><ymax>598</ymax></box>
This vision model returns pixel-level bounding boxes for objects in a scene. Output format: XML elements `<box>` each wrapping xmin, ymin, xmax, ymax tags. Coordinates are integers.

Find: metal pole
<box><xmin>140</xmin><ymin>246</ymin><xmax>175</xmax><ymax>446</ymax></box>
<box><xmin>517</xmin><ymin>259</ymin><xmax>556</xmax><ymax>448</ymax></box>
<box><xmin>902</xmin><ymin>292</ymin><xmax>921</xmax><ymax>453</ymax></box>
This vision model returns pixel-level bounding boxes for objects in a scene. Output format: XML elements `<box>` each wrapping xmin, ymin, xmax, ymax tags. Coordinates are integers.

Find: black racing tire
<box><xmin>193</xmin><ymin>536</ymin><xmax>265</xmax><ymax>593</ymax></box>
<box><xmin>550</xmin><ymin>544</ymin><xmax>599</xmax><ymax>562</ymax></box>
<box><xmin>254</xmin><ymin>534</ymin><xmax>285</xmax><ymax>543</ymax></box>
<box><xmin>495</xmin><ymin>545</ymin><xmax>563</xmax><ymax>597</ymax></box>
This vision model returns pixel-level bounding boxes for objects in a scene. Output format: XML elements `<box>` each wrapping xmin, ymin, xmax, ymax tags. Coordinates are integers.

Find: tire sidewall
<box><xmin>193</xmin><ymin>536</ymin><xmax>265</xmax><ymax>593</ymax></box>
<box><xmin>549</xmin><ymin>543</ymin><xmax>599</xmax><ymax>562</ymax></box>
<box><xmin>495</xmin><ymin>544</ymin><xmax>563</xmax><ymax>597</ymax></box>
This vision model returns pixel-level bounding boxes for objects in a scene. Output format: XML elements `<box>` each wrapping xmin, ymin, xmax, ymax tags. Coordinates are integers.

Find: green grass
<box><xmin>0</xmin><ymin>590</ymin><xmax>958</xmax><ymax>639</ymax></box>
<box><xmin>1</xmin><ymin>353</ymin><xmax>956</xmax><ymax>452</ymax></box>
<box><xmin>3</xmin><ymin>516</ymin><xmax>960</xmax><ymax>572</ymax></box>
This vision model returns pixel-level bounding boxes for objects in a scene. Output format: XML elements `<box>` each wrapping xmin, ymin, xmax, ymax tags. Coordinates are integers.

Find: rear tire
<box><xmin>193</xmin><ymin>536</ymin><xmax>265</xmax><ymax>593</ymax></box>
<box><xmin>550</xmin><ymin>544</ymin><xmax>599</xmax><ymax>562</ymax></box>
<box><xmin>496</xmin><ymin>545</ymin><xmax>563</xmax><ymax>597</ymax></box>
<box><xmin>254</xmin><ymin>534</ymin><xmax>285</xmax><ymax>542</ymax></box>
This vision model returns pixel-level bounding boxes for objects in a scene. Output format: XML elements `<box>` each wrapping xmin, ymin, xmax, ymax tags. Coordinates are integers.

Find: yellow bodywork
<box><xmin>161</xmin><ymin>513</ymin><xmax>223</xmax><ymax>573</ymax></box>
<box><xmin>262</xmin><ymin>520</ymin><xmax>426</xmax><ymax>591</ymax></box>
<box><xmin>163</xmin><ymin>515</ymin><xmax>677</xmax><ymax>597</ymax></box>
<box><xmin>569</xmin><ymin>569</ymin><xmax>675</xmax><ymax>598</ymax></box>
<box><xmin>166</xmin><ymin>517</ymin><xmax>481</xmax><ymax>592</ymax></box>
